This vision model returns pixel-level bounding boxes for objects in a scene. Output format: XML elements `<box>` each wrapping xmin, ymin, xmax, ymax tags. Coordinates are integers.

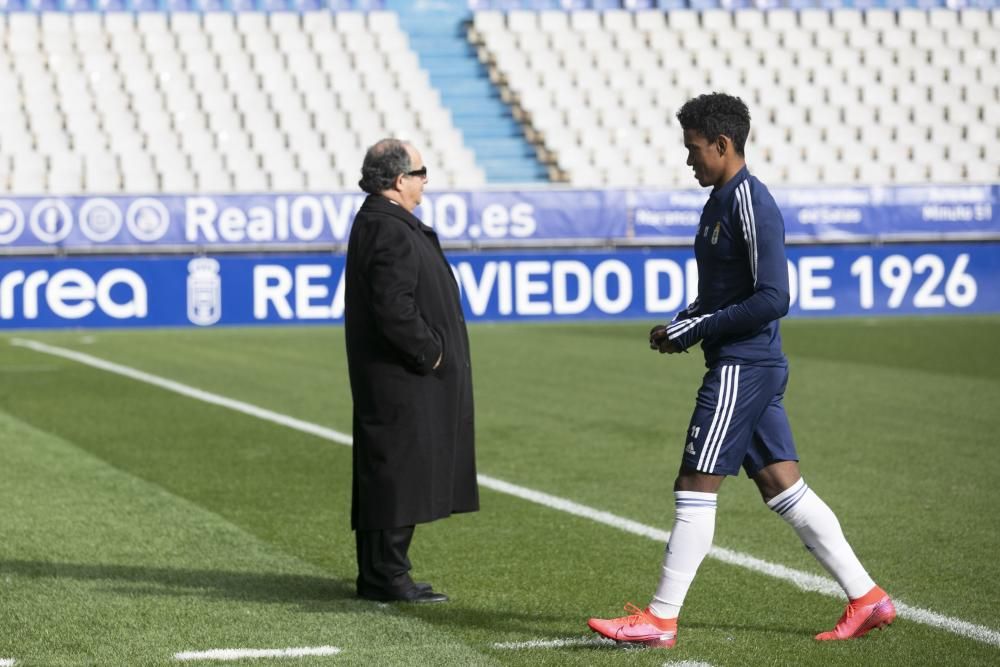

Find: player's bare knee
<box><xmin>753</xmin><ymin>461</ymin><xmax>802</xmax><ymax>502</ymax></box>
<box><xmin>674</xmin><ymin>468</ymin><xmax>724</xmax><ymax>494</ymax></box>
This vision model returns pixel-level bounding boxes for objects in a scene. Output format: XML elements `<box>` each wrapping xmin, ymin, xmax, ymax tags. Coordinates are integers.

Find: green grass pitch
<box><xmin>1</xmin><ymin>316</ymin><xmax>998</xmax><ymax>666</ymax></box>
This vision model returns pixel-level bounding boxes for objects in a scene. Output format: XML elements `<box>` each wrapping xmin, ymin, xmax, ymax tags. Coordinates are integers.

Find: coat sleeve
<box><xmin>666</xmin><ymin>192</ymin><xmax>790</xmax><ymax>351</ymax></box>
<box><xmin>362</xmin><ymin>217</ymin><xmax>443</xmax><ymax>374</ymax></box>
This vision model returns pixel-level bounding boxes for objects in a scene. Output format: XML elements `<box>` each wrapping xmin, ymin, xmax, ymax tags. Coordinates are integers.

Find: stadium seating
<box><xmin>0</xmin><ymin>10</ymin><xmax>485</xmax><ymax>194</ymax></box>
<box><xmin>0</xmin><ymin>5</ymin><xmax>997</xmax><ymax>194</ymax></box>
<box><xmin>470</xmin><ymin>6</ymin><xmax>1000</xmax><ymax>187</ymax></box>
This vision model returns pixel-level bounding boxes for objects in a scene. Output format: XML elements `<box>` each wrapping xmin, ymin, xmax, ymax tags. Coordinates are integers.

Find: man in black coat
<box><xmin>344</xmin><ymin>138</ymin><xmax>479</xmax><ymax>603</ymax></box>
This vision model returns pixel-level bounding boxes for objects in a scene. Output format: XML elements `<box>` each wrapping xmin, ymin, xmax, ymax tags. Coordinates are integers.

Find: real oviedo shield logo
<box><xmin>187</xmin><ymin>258</ymin><xmax>221</xmax><ymax>326</ymax></box>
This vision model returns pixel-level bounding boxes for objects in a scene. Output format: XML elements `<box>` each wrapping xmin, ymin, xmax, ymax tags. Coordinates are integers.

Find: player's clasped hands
<box><xmin>649</xmin><ymin>324</ymin><xmax>679</xmax><ymax>354</ymax></box>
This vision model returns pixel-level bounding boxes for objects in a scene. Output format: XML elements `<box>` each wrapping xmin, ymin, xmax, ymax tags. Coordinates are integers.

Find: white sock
<box><xmin>768</xmin><ymin>478</ymin><xmax>876</xmax><ymax>599</ymax></box>
<box><xmin>648</xmin><ymin>491</ymin><xmax>717</xmax><ymax>619</ymax></box>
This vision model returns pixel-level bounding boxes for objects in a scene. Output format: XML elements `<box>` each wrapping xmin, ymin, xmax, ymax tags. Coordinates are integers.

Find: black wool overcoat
<box><xmin>344</xmin><ymin>194</ymin><xmax>479</xmax><ymax>531</ymax></box>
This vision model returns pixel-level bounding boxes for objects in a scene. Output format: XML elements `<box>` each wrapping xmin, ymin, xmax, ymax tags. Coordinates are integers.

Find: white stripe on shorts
<box><xmin>697</xmin><ymin>365</ymin><xmax>740</xmax><ymax>474</ymax></box>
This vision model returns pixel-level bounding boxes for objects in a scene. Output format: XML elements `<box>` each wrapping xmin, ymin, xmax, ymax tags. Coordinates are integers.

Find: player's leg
<box><xmin>647</xmin><ymin>467</ymin><xmax>723</xmax><ymax>617</ymax></box>
<box><xmin>588</xmin><ymin>364</ymin><xmax>764</xmax><ymax>647</ymax></box>
<box><xmin>755</xmin><ymin>460</ymin><xmax>877</xmax><ymax>597</ymax></box>
<box><xmin>586</xmin><ymin>467</ymin><xmax>720</xmax><ymax>649</ymax></box>
<box><xmin>746</xmin><ymin>377</ymin><xmax>895</xmax><ymax>639</ymax></box>
<box><xmin>756</xmin><ymin>461</ymin><xmax>895</xmax><ymax>639</ymax></box>
<box><xmin>649</xmin><ymin>364</ymin><xmax>774</xmax><ymax>619</ymax></box>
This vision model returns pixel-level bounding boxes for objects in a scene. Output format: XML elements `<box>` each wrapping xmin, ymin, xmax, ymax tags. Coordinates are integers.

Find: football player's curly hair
<box><xmin>676</xmin><ymin>93</ymin><xmax>751</xmax><ymax>156</ymax></box>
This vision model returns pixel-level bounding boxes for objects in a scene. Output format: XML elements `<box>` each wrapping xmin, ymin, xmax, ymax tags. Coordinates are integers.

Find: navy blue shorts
<box><xmin>681</xmin><ymin>363</ymin><xmax>799</xmax><ymax>477</ymax></box>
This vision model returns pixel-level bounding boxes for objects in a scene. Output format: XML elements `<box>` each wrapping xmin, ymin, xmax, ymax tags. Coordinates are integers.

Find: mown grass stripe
<box><xmin>174</xmin><ymin>646</ymin><xmax>341</xmax><ymax>661</ymax></box>
<box><xmin>13</xmin><ymin>338</ymin><xmax>1000</xmax><ymax>649</ymax></box>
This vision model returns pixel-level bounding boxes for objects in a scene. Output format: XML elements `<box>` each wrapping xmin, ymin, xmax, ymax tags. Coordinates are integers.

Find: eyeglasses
<box><xmin>404</xmin><ymin>166</ymin><xmax>428</xmax><ymax>179</ymax></box>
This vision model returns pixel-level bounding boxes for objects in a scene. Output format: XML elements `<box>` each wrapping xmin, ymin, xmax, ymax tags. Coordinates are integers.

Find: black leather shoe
<box><xmin>403</xmin><ymin>588</ymin><xmax>448</xmax><ymax>603</ymax></box>
<box><xmin>414</xmin><ymin>581</ymin><xmax>432</xmax><ymax>593</ymax></box>
<box><xmin>358</xmin><ymin>586</ymin><xmax>448</xmax><ymax>603</ymax></box>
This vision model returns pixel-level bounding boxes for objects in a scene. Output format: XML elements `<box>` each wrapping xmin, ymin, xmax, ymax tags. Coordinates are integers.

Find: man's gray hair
<box><xmin>358</xmin><ymin>138</ymin><xmax>412</xmax><ymax>194</ymax></box>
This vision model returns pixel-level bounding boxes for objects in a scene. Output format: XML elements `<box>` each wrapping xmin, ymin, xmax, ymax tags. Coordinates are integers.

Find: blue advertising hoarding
<box><xmin>1</xmin><ymin>243</ymin><xmax>997</xmax><ymax>329</ymax></box>
<box><xmin>1</xmin><ymin>185</ymin><xmax>997</xmax><ymax>252</ymax></box>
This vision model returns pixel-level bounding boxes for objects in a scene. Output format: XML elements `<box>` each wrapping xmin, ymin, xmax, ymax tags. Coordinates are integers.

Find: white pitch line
<box><xmin>0</xmin><ymin>659</ymin><xmax>16</xmax><ymax>666</ymax></box>
<box><xmin>492</xmin><ymin>636</ymin><xmax>612</xmax><ymax>650</ymax></box>
<box><xmin>174</xmin><ymin>646</ymin><xmax>340</xmax><ymax>661</ymax></box>
<box><xmin>12</xmin><ymin>338</ymin><xmax>1000</xmax><ymax>649</ymax></box>
<box><xmin>10</xmin><ymin>338</ymin><xmax>351</xmax><ymax>446</ymax></box>
<box><xmin>492</xmin><ymin>636</ymin><xmax>719</xmax><ymax>665</ymax></box>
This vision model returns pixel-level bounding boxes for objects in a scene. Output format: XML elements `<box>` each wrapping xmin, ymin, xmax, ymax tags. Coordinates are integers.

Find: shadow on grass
<box><xmin>0</xmin><ymin>559</ymin><xmax>564</xmax><ymax>634</ymax></box>
<box><xmin>0</xmin><ymin>559</ymin><xmax>356</xmax><ymax>610</ymax></box>
<box><xmin>402</xmin><ymin>602</ymin><xmax>567</xmax><ymax>636</ymax></box>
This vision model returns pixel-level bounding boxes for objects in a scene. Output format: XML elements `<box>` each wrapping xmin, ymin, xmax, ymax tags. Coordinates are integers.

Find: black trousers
<box><xmin>355</xmin><ymin>525</ymin><xmax>417</xmax><ymax>597</ymax></box>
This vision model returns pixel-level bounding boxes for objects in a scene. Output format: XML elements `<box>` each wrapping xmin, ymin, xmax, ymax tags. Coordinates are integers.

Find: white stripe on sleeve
<box><xmin>736</xmin><ymin>180</ymin><xmax>758</xmax><ymax>286</ymax></box>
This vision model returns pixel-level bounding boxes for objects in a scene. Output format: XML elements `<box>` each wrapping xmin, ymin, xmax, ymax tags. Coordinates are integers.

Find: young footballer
<box><xmin>588</xmin><ymin>93</ymin><xmax>894</xmax><ymax>648</ymax></box>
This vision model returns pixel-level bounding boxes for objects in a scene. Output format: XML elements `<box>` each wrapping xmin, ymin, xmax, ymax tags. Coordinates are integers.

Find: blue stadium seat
<box><xmin>622</xmin><ymin>0</ymin><xmax>657</xmax><ymax>9</ymax></box>
<box><xmin>164</xmin><ymin>0</ymin><xmax>198</xmax><ymax>10</ymax></box>
<box><xmin>92</xmin><ymin>0</ymin><xmax>128</xmax><ymax>10</ymax></box>
<box><xmin>488</xmin><ymin>0</ymin><xmax>526</xmax><ymax>9</ymax></box>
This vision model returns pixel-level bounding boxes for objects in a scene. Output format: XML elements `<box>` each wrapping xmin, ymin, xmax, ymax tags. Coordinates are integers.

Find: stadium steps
<box><xmin>397</xmin><ymin>11</ymin><xmax>549</xmax><ymax>184</ymax></box>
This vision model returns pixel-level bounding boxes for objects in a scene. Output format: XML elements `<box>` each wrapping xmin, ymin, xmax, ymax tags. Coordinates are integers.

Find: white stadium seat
<box><xmin>0</xmin><ymin>8</ymin><xmax>485</xmax><ymax>193</ymax></box>
<box><xmin>0</xmin><ymin>7</ymin><xmax>995</xmax><ymax>192</ymax></box>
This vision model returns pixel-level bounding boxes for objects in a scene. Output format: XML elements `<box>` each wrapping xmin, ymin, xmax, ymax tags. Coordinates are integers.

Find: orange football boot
<box><xmin>588</xmin><ymin>603</ymin><xmax>678</xmax><ymax>648</ymax></box>
<box><xmin>815</xmin><ymin>585</ymin><xmax>896</xmax><ymax>640</ymax></box>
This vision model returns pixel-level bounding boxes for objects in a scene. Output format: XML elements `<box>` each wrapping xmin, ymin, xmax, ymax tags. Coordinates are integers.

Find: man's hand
<box><xmin>649</xmin><ymin>324</ymin><xmax>680</xmax><ymax>354</ymax></box>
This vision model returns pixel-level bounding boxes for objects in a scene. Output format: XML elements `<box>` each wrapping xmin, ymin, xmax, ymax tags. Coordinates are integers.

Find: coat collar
<box><xmin>361</xmin><ymin>194</ymin><xmax>434</xmax><ymax>233</ymax></box>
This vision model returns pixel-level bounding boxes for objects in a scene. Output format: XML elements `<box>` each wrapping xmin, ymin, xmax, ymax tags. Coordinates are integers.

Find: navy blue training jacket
<box><xmin>666</xmin><ymin>166</ymin><xmax>791</xmax><ymax>368</ymax></box>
